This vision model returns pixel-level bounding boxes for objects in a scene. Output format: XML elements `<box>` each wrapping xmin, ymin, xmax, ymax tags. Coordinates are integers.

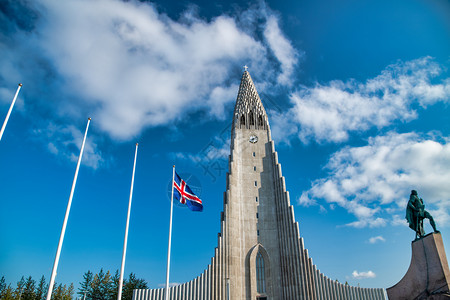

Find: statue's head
<box><xmin>411</xmin><ymin>190</ymin><xmax>418</xmax><ymax>195</ymax></box>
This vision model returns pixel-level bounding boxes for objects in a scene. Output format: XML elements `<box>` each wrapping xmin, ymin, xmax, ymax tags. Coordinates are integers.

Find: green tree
<box><xmin>100</xmin><ymin>270</ymin><xmax>113</xmax><ymax>300</ymax></box>
<box><xmin>78</xmin><ymin>271</ymin><xmax>93</xmax><ymax>300</ymax></box>
<box><xmin>0</xmin><ymin>276</ymin><xmax>6</xmax><ymax>298</ymax></box>
<box><xmin>64</xmin><ymin>284</ymin><xmax>74</xmax><ymax>300</ymax></box>
<box><xmin>49</xmin><ymin>282</ymin><xmax>58</xmax><ymax>300</ymax></box>
<box><xmin>22</xmin><ymin>276</ymin><xmax>36</xmax><ymax>300</ymax></box>
<box><xmin>2</xmin><ymin>284</ymin><xmax>15</xmax><ymax>300</ymax></box>
<box><xmin>78</xmin><ymin>269</ymin><xmax>147</xmax><ymax>300</ymax></box>
<box><xmin>52</xmin><ymin>283</ymin><xmax>73</xmax><ymax>300</ymax></box>
<box><xmin>52</xmin><ymin>284</ymin><xmax>63</xmax><ymax>300</ymax></box>
<box><xmin>90</xmin><ymin>271</ymin><xmax>102</xmax><ymax>300</ymax></box>
<box><xmin>109</xmin><ymin>271</ymin><xmax>120</xmax><ymax>300</ymax></box>
<box><xmin>14</xmin><ymin>277</ymin><xmax>25</xmax><ymax>300</ymax></box>
<box><xmin>90</xmin><ymin>269</ymin><xmax>112</xmax><ymax>300</ymax></box>
<box><xmin>35</xmin><ymin>276</ymin><xmax>46</xmax><ymax>300</ymax></box>
<box><xmin>121</xmin><ymin>273</ymin><xmax>147</xmax><ymax>300</ymax></box>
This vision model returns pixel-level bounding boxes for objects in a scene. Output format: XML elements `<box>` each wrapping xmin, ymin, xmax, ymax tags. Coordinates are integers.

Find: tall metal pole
<box><xmin>117</xmin><ymin>143</ymin><xmax>139</xmax><ymax>300</ymax></box>
<box><xmin>165</xmin><ymin>166</ymin><xmax>175</xmax><ymax>300</ymax></box>
<box><xmin>0</xmin><ymin>83</ymin><xmax>22</xmax><ymax>141</ymax></box>
<box><xmin>46</xmin><ymin>118</ymin><xmax>91</xmax><ymax>300</ymax></box>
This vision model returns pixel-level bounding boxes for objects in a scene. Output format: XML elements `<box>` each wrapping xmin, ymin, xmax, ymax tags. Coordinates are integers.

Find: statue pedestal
<box><xmin>387</xmin><ymin>233</ymin><xmax>450</xmax><ymax>299</ymax></box>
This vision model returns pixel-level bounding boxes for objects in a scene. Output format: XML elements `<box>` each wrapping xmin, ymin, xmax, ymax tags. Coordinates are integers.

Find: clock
<box><xmin>249</xmin><ymin>135</ymin><xmax>258</xmax><ymax>143</ymax></box>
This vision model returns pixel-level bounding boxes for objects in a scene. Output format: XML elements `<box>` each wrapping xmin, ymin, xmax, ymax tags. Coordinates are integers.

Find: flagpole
<box><xmin>165</xmin><ymin>166</ymin><xmax>175</xmax><ymax>300</ymax></box>
<box><xmin>0</xmin><ymin>83</ymin><xmax>22</xmax><ymax>142</ymax></box>
<box><xmin>46</xmin><ymin>118</ymin><xmax>91</xmax><ymax>300</ymax></box>
<box><xmin>117</xmin><ymin>143</ymin><xmax>139</xmax><ymax>300</ymax></box>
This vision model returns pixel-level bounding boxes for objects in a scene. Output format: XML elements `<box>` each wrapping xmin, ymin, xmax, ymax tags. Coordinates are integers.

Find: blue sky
<box><xmin>1</xmin><ymin>0</ymin><xmax>450</xmax><ymax>292</ymax></box>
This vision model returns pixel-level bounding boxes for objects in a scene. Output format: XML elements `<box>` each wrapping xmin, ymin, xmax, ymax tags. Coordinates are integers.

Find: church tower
<box><xmin>134</xmin><ymin>70</ymin><xmax>386</xmax><ymax>300</ymax></box>
<box><xmin>225</xmin><ymin>69</ymin><xmax>289</xmax><ymax>299</ymax></box>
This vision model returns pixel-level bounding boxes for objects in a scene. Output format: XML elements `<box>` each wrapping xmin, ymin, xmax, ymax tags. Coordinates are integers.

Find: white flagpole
<box><xmin>117</xmin><ymin>143</ymin><xmax>139</xmax><ymax>300</ymax></box>
<box><xmin>165</xmin><ymin>166</ymin><xmax>175</xmax><ymax>300</ymax></box>
<box><xmin>46</xmin><ymin>118</ymin><xmax>91</xmax><ymax>300</ymax></box>
<box><xmin>0</xmin><ymin>83</ymin><xmax>22</xmax><ymax>142</ymax></box>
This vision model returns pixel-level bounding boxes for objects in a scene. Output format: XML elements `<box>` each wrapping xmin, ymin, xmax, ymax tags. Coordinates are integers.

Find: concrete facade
<box><xmin>134</xmin><ymin>71</ymin><xmax>386</xmax><ymax>300</ymax></box>
<box><xmin>387</xmin><ymin>233</ymin><xmax>450</xmax><ymax>300</ymax></box>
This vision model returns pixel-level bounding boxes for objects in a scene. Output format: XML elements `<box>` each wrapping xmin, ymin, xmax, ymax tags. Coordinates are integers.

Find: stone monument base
<box><xmin>387</xmin><ymin>232</ymin><xmax>450</xmax><ymax>300</ymax></box>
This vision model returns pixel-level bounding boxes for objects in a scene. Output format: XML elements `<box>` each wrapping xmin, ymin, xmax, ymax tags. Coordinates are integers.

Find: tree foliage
<box><xmin>1</xmin><ymin>285</ymin><xmax>15</xmax><ymax>300</ymax></box>
<box><xmin>13</xmin><ymin>277</ymin><xmax>25</xmax><ymax>300</ymax></box>
<box><xmin>78</xmin><ymin>270</ymin><xmax>148</xmax><ymax>300</ymax></box>
<box><xmin>35</xmin><ymin>276</ymin><xmax>46</xmax><ymax>300</ymax></box>
<box><xmin>0</xmin><ymin>277</ymin><xmax>6</xmax><ymax>296</ymax></box>
<box><xmin>121</xmin><ymin>273</ymin><xmax>147</xmax><ymax>300</ymax></box>
<box><xmin>0</xmin><ymin>271</ymin><xmax>147</xmax><ymax>300</ymax></box>
<box><xmin>22</xmin><ymin>276</ymin><xmax>35</xmax><ymax>300</ymax></box>
<box><xmin>52</xmin><ymin>283</ymin><xmax>73</xmax><ymax>300</ymax></box>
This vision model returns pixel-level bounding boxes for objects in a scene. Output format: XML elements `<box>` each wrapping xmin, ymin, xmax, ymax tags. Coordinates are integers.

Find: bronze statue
<box><xmin>406</xmin><ymin>190</ymin><xmax>439</xmax><ymax>239</ymax></box>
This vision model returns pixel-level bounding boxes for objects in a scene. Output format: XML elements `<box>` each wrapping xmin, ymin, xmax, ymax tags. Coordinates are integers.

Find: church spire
<box><xmin>233</xmin><ymin>69</ymin><xmax>268</xmax><ymax>130</ymax></box>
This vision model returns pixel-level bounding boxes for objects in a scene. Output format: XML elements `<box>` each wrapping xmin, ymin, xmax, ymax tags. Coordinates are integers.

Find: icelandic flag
<box><xmin>173</xmin><ymin>172</ymin><xmax>203</xmax><ymax>212</ymax></box>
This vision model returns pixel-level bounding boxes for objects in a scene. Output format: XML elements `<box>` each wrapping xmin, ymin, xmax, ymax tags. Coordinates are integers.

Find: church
<box><xmin>133</xmin><ymin>70</ymin><xmax>387</xmax><ymax>299</ymax></box>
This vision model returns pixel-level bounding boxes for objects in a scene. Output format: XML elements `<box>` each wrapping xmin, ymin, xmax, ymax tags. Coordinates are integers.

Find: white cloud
<box><xmin>368</xmin><ymin>236</ymin><xmax>385</xmax><ymax>244</ymax></box>
<box><xmin>0</xmin><ymin>85</ymin><xmax>25</xmax><ymax>113</ymax></box>
<box><xmin>391</xmin><ymin>214</ymin><xmax>408</xmax><ymax>227</ymax></box>
<box><xmin>299</xmin><ymin>131</ymin><xmax>450</xmax><ymax>228</ymax></box>
<box><xmin>207</xmin><ymin>85</ymin><xmax>239</xmax><ymax>120</ymax></box>
<box><xmin>319</xmin><ymin>205</ymin><xmax>327</xmax><ymax>213</ymax></box>
<box><xmin>172</xmin><ymin>136</ymin><xmax>230</xmax><ymax>164</ymax></box>
<box><xmin>276</xmin><ymin>57</ymin><xmax>450</xmax><ymax>144</ymax></box>
<box><xmin>346</xmin><ymin>218</ymin><xmax>387</xmax><ymax>229</ymax></box>
<box><xmin>158</xmin><ymin>282</ymin><xmax>181</xmax><ymax>288</ymax></box>
<box><xmin>35</xmin><ymin>122</ymin><xmax>104</xmax><ymax>169</ymax></box>
<box><xmin>298</xmin><ymin>192</ymin><xmax>317</xmax><ymax>207</ymax></box>
<box><xmin>352</xmin><ymin>270</ymin><xmax>376</xmax><ymax>279</ymax></box>
<box><xmin>1</xmin><ymin>0</ymin><xmax>299</xmax><ymax>143</ymax></box>
<box><xmin>0</xmin><ymin>87</ymin><xmax>15</xmax><ymax>106</ymax></box>
<box><xmin>263</xmin><ymin>15</ymin><xmax>299</xmax><ymax>86</ymax></box>
<box><xmin>39</xmin><ymin>0</ymin><xmax>265</xmax><ymax>139</ymax></box>
<box><xmin>267</xmin><ymin>109</ymin><xmax>298</xmax><ymax>145</ymax></box>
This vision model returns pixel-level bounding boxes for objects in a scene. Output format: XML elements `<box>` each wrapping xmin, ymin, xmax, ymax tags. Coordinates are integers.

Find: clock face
<box><xmin>249</xmin><ymin>135</ymin><xmax>258</xmax><ymax>143</ymax></box>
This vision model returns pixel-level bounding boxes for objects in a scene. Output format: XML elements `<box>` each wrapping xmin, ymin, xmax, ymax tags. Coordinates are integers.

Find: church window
<box><xmin>256</xmin><ymin>197</ymin><xmax>258</xmax><ymax>202</ymax></box>
<box><xmin>256</xmin><ymin>213</ymin><xmax>259</xmax><ymax>219</ymax></box>
<box><xmin>240</xmin><ymin>115</ymin><xmax>245</xmax><ymax>125</ymax></box>
<box><xmin>255</xmin><ymin>181</ymin><xmax>257</xmax><ymax>186</ymax></box>
<box><xmin>256</xmin><ymin>251</ymin><xmax>266</xmax><ymax>293</ymax></box>
<box><xmin>257</xmin><ymin>230</ymin><xmax>260</xmax><ymax>236</ymax></box>
<box><xmin>254</xmin><ymin>166</ymin><xmax>256</xmax><ymax>171</ymax></box>
<box><xmin>250</xmin><ymin>113</ymin><xmax>255</xmax><ymax>125</ymax></box>
<box><xmin>253</xmin><ymin>152</ymin><xmax>255</xmax><ymax>157</ymax></box>
<box><xmin>258</xmin><ymin>115</ymin><xmax>263</xmax><ymax>126</ymax></box>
